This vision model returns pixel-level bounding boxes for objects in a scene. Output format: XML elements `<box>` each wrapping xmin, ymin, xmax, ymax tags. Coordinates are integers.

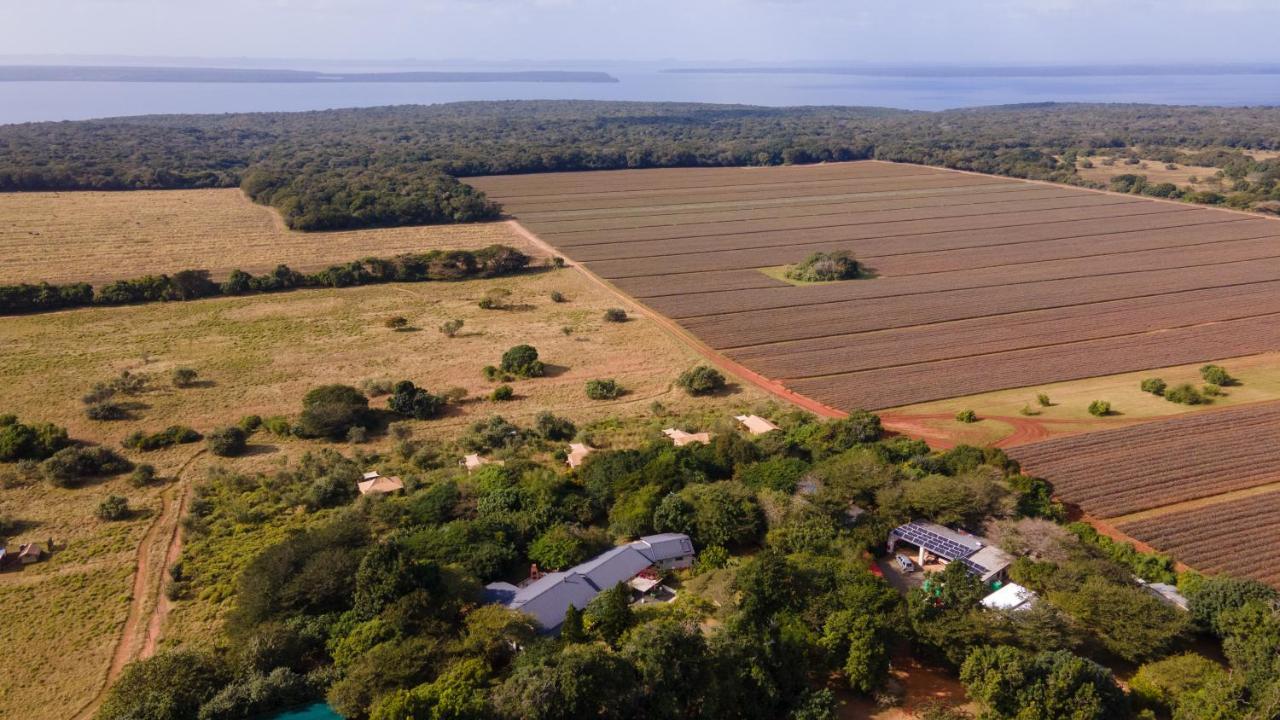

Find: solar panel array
<box><xmin>891</xmin><ymin>522</ymin><xmax>978</xmax><ymax>561</ymax></box>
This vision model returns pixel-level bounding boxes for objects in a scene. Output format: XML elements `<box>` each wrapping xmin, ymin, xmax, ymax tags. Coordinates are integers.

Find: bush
<box><xmin>238</xmin><ymin>415</ymin><xmax>262</xmax><ymax>433</ymax></box>
<box><xmin>1164</xmin><ymin>383</ymin><xmax>1204</xmax><ymax>405</ymax></box>
<box><xmin>96</xmin><ymin>650</ymin><xmax>231</xmax><ymax>720</ymax></box>
<box><xmin>534</xmin><ymin>411</ymin><xmax>576</xmax><ymax>441</ymax></box>
<box><xmin>478</xmin><ymin>287</ymin><xmax>512</xmax><ymax>310</ymax></box>
<box><xmin>499</xmin><ymin>344</ymin><xmax>545</xmax><ymax>378</ymax></box>
<box><xmin>261</xmin><ymin>416</ymin><xmax>292</xmax><ymax>436</ymax></box>
<box><xmin>1202</xmin><ymin>383</ymin><xmax>1223</xmax><ymax>397</ymax></box>
<box><xmin>171</xmin><ymin>367</ymin><xmax>199</xmax><ymax>388</ymax></box>
<box><xmin>1200</xmin><ymin>364</ymin><xmax>1233</xmax><ymax>386</ymax></box>
<box><xmin>387</xmin><ymin>381</ymin><xmax>446</xmax><ymax>420</ymax></box>
<box><xmin>549</xmin><ymin>290</ymin><xmax>566</xmax><ymax>303</ymax></box>
<box><xmin>1139</xmin><ymin>377</ymin><xmax>1166</xmax><ymax>395</ymax></box>
<box><xmin>41</xmin><ymin>446</ymin><xmax>132</xmax><ymax>487</ymax></box>
<box><xmin>675</xmin><ymin>365</ymin><xmax>726</xmax><ymax>396</ymax></box>
<box><xmin>460</xmin><ymin>416</ymin><xmax>523</xmax><ymax>453</ymax></box>
<box><xmin>384</xmin><ymin>315</ymin><xmax>409</xmax><ymax>330</ymax></box>
<box><xmin>954</xmin><ymin>409</ymin><xmax>978</xmax><ymax>423</ymax></box>
<box><xmin>1087</xmin><ymin>400</ymin><xmax>1112</xmax><ymax>417</ymax></box>
<box><xmin>208</xmin><ymin>426</ymin><xmax>248</xmax><ymax>457</ymax></box>
<box><xmin>296</xmin><ymin>384</ymin><xmax>370</xmax><ymax>439</ymax></box>
<box><xmin>97</xmin><ymin>495</ymin><xmax>131</xmax><ymax>521</ymax></box>
<box><xmin>439</xmin><ymin>318</ymin><xmax>464</xmax><ymax>337</ymax></box>
<box><xmin>360</xmin><ymin>378</ymin><xmax>395</xmax><ymax>397</ymax></box>
<box><xmin>603</xmin><ymin>308</ymin><xmax>628</xmax><ymax>322</ymax></box>
<box><xmin>0</xmin><ymin>418</ymin><xmax>69</xmax><ymax>461</ymax></box>
<box><xmin>695</xmin><ymin>545</ymin><xmax>731</xmax><ymax>573</ymax></box>
<box><xmin>1036</xmin><ymin>393</ymin><xmax>1051</xmax><ymax>407</ymax></box>
<box><xmin>785</xmin><ymin>250</ymin><xmax>861</xmax><ymax>282</ymax></box>
<box><xmin>123</xmin><ymin>425</ymin><xmax>202</xmax><ymax>451</ymax></box>
<box><xmin>129</xmin><ymin>464</ymin><xmax>158</xmax><ymax>487</ymax></box>
<box><xmin>491</xmin><ymin>385</ymin><xmax>515</xmax><ymax>401</ymax></box>
<box><xmin>346</xmin><ymin>426</ymin><xmax>368</xmax><ymax>444</ymax></box>
<box><xmin>584</xmin><ymin>378</ymin><xmax>623</xmax><ymax>400</ymax></box>
<box><xmin>86</xmin><ymin>401</ymin><xmax>130</xmax><ymax>421</ymax></box>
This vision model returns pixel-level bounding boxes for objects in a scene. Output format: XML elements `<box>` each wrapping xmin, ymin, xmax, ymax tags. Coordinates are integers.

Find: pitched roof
<box><xmin>566</xmin><ymin>443</ymin><xmax>594</xmax><ymax>468</ymax></box>
<box><xmin>630</xmin><ymin>532</ymin><xmax>695</xmax><ymax>563</ymax></box>
<box><xmin>735</xmin><ymin>414</ymin><xmax>780</xmax><ymax>435</ymax></box>
<box><xmin>967</xmin><ymin>545</ymin><xmax>1015</xmax><ymax>581</ymax></box>
<box><xmin>357</xmin><ymin>473</ymin><xmax>404</xmax><ymax>495</ymax></box>
<box><xmin>663</xmin><ymin>428</ymin><xmax>711</xmax><ymax>446</ymax></box>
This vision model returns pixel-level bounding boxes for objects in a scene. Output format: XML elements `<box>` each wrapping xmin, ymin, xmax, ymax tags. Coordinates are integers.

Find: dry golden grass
<box><xmin>0</xmin><ymin>245</ymin><xmax>770</xmax><ymax>718</ymax></box>
<box><xmin>1075</xmin><ymin>155</ymin><xmax>1226</xmax><ymax>191</ymax></box>
<box><xmin>0</xmin><ymin>189</ymin><xmax>526</xmax><ymax>285</ymax></box>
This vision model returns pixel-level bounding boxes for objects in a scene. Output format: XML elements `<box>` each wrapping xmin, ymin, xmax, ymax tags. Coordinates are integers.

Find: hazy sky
<box><xmin>5</xmin><ymin>0</ymin><xmax>1280</xmax><ymax>66</ymax></box>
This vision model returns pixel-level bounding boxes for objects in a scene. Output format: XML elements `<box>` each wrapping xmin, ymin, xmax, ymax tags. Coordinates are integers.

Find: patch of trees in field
<box><xmin>5</xmin><ymin>101</ymin><xmax>1280</xmax><ymax>230</ymax></box>
<box><xmin>0</xmin><ymin>244</ymin><xmax>530</xmax><ymax>315</ymax></box>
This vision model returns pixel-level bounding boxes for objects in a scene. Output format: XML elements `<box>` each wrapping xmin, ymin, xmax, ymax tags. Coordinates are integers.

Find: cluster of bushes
<box><xmin>123</xmin><ymin>425</ymin><xmax>202</xmax><ymax>451</ymax></box>
<box><xmin>1142</xmin><ymin>366</ymin><xmax>1235</xmax><ymax>406</ymax></box>
<box><xmin>784</xmin><ymin>250</ymin><xmax>862</xmax><ymax>282</ymax></box>
<box><xmin>0</xmin><ymin>415</ymin><xmax>70</xmax><ymax>462</ymax></box>
<box><xmin>82</xmin><ymin>370</ymin><xmax>151</xmax><ymax>421</ymax></box>
<box><xmin>0</xmin><ymin>245</ymin><xmax>529</xmax><ymax>315</ymax></box>
<box><xmin>41</xmin><ymin>446</ymin><xmax>132</xmax><ymax>487</ymax></box>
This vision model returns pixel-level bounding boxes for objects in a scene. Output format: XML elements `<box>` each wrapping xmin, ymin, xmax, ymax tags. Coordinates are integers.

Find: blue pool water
<box><xmin>266</xmin><ymin>704</ymin><xmax>342</xmax><ymax>720</ymax></box>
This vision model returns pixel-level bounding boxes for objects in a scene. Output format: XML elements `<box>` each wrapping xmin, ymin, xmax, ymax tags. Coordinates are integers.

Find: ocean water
<box><xmin>2</xmin><ymin>70</ymin><xmax>1280</xmax><ymax>124</ymax></box>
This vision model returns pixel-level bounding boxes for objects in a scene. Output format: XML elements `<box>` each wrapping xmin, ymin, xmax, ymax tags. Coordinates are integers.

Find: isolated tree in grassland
<box><xmin>549</xmin><ymin>290</ymin><xmax>566</xmax><ymax>303</ymax></box>
<box><xmin>1036</xmin><ymin>393</ymin><xmax>1052</xmax><ymax>407</ymax></box>
<box><xmin>171</xmin><ymin>367</ymin><xmax>199</xmax><ymax>388</ymax></box>
<box><xmin>676</xmin><ymin>365</ymin><xmax>725</xmax><ymax>396</ymax></box>
<box><xmin>297</xmin><ymin>384</ymin><xmax>370</xmax><ymax>439</ymax></box>
<box><xmin>1139</xmin><ymin>377</ymin><xmax>1166</xmax><ymax>395</ymax></box>
<box><xmin>499</xmin><ymin>344</ymin><xmax>544</xmax><ymax>378</ymax></box>
<box><xmin>955</xmin><ymin>409</ymin><xmax>978</xmax><ymax>423</ymax></box>
<box><xmin>387</xmin><ymin>381</ymin><xmax>445</xmax><ymax>420</ymax></box>
<box><xmin>584</xmin><ymin>378</ymin><xmax>623</xmax><ymax>400</ymax></box>
<box><xmin>1164</xmin><ymin>383</ymin><xmax>1204</xmax><ymax>405</ymax></box>
<box><xmin>1087</xmin><ymin>400</ymin><xmax>1112</xmax><ymax>417</ymax></box>
<box><xmin>1200</xmin><ymin>364</ymin><xmax>1234</xmax><ymax>386</ymax></box>
<box><xmin>383</xmin><ymin>316</ymin><xmax>408</xmax><ymax>330</ymax></box>
<box><xmin>603</xmin><ymin>307</ymin><xmax>627</xmax><ymax>322</ymax></box>
<box><xmin>490</xmin><ymin>385</ymin><xmax>514</xmax><ymax>402</ymax></box>
<box><xmin>439</xmin><ymin>318</ymin><xmax>464</xmax><ymax>337</ymax></box>
<box><xmin>208</xmin><ymin>426</ymin><xmax>248</xmax><ymax>457</ymax></box>
<box><xmin>533</xmin><ymin>411</ymin><xmax>575</xmax><ymax>441</ymax></box>
<box><xmin>96</xmin><ymin>494</ymin><xmax>130</xmax><ymax>521</ymax></box>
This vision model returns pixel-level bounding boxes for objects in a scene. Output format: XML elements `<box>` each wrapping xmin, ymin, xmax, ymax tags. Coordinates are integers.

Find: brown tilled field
<box><xmin>468</xmin><ymin>161</ymin><xmax>1280</xmax><ymax>411</ymax></box>
<box><xmin>0</xmin><ymin>189</ymin><xmax>520</xmax><ymax>285</ymax></box>
<box><xmin>1008</xmin><ymin>401</ymin><xmax>1280</xmax><ymax>519</ymax></box>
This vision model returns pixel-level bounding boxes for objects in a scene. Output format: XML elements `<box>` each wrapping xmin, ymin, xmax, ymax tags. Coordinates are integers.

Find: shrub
<box><xmin>955</xmin><ymin>409</ymin><xmax>978</xmax><ymax>423</ymax></box>
<box><xmin>550</xmin><ymin>290</ymin><xmax>566</xmax><ymax>303</ymax></box>
<box><xmin>384</xmin><ymin>316</ymin><xmax>409</xmax><ymax>330</ymax></box>
<box><xmin>296</xmin><ymin>384</ymin><xmax>370</xmax><ymax>439</ymax></box>
<box><xmin>534</xmin><ymin>411</ymin><xmax>577</xmax><ymax>441</ymax></box>
<box><xmin>1018</xmin><ymin>404</ymin><xmax>1039</xmax><ymax>416</ymax></box>
<box><xmin>1139</xmin><ymin>377</ymin><xmax>1166</xmax><ymax>395</ymax></box>
<box><xmin>441</xmin><ymin>387</ymin><xmax>468</xmax><ymax>404</ymax></box>
<box><xmin>97</xmin><ymin>495</ymin><xmax>130</xmax><ymax>521</ymax></box>
<box><xmin>387</xmin><ymin>381</ymin><xmax>446</xmax><ymax>420</ymax></box>
<box><xmin>123</xmin><ymin>425</ymin><xmax>202</xmax><ymax>451</ymax></box>
<box><xmin>208</xmin><ymin>426</ymin><xmax>248</xmax><ymax>457</ymax></box>
<box><xmin>129</xmin><ymin>464</ymin><xmax>158</xmax><ymax>487</ymax></box>
<box><xmin>603</xmin><ymin>308</ymin><xmax>628</xmax><ymax>322</ymax></box>
<box><xmin>552</xmin><ymin>256</ymin><xmax>566</xmax><ymax>268</ymax></box>
<box><xmin>96</xmin><ymin>650</ymin><xmax>230</xmax><ymax>720</ymax></box>
<box><xmin>360</xmin><ymin>378</ymin><xmax>395</xmax><ymax>397</ymax></box>
<box><xmin>41</xmin><ymin>446</ymin><xmax>132</xmax><ymax>487</ymax></box>
<box><xmin>499</xmin><ymin>344</ymin><xmax>545</xmax><ymax>378</ymax></box>
<box><xmin>1202</xmin><ymin>383</ymin><xmax>1223</xmax><ymax>397</ymax></box>
<box><xmin>1199</xmin><ymin>364</ymin><xmax>1233</xmax><ymax>386</ymax></box>
<box><xmin>1088</xmin><ymin>400</ymin><xmax>1112</xmax><ymax>417</ymax></box>
<box><xmin>785</xmin><ymin>250</ymin><xmax>861</xmax><ymax>282</ymax></box>
<box><xmin>491</xmin><ymin>385</ymin><xmax>515</xmax><ymax>401</ymax></box>
<box><xmin>86</xmin><ymin>402</ymin><xmax>129</xmax><ymax>421</ymax></box>
<box><xmin>584</xmin><ymin>379</ymin><xmax>623</xmax><ymax>400</ymax></box>
<box><xmin>1036</xmin><ymin>393</ymin><xmax>1051</xmax><ymax>407</ymax></box>
<box><xmin>478</xmin><ymin>287</ymin><xmax>511</xmax><ymax>310</ymax></box>
<box><xmin>1164</xmin><ymin>383</ymin><xmax>1204</xmax><ymax>405</ymax></box>
<box><xmin>262</xmin><ymin>416</ymin><xmax>292</xmax><ymax>437</ymax></box>
<box><xmin>460</xmin><ymin>416</ymin><xmax>523</xmax><ymax>453</ymax></box>
<box><xmin>0</xmin><ymin>418</ymin><xmax>69</xmax><ymax>462</ymax></box>
<box><xmin>695</xmin><ymin>545</ymin><xmax>731</xmax><ymax>573</ymax></box>
<box><xmin>675</xmin><ymin>365</ymin><xmax>726</xmax><ymax>396</ymax></box>
<box><xmin>171</xmin><ymin>367</ymin><xmax>199</xmax><ymax>388</ymax></box>
<box><xmin>439</xmin><ymin>318</ymin><xmax>464</xmax><ymax>337</ymax></box>
<box><xmin>238</xmin><ymin>415</ymin><xmax>262</xmax><ymax>433</ymax></box>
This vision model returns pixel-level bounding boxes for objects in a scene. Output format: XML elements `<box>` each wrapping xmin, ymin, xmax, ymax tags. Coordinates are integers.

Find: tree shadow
<box><xmin>540</xmin><ymin>364</ymin><xmax>571</xmax><ymax>378</ymax></box>
<box><xmin>241</xmin><ymin>443</ymin><xmax>280</xmax><ymax>457</ymax></box>
<box><xmin>183</xmin><ymin>379</ymin><xmax>218</xmax><ymax>389</ymax></box>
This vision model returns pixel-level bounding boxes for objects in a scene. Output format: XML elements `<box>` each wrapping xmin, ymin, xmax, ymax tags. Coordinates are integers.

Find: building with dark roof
<box><xmin>888</xmin><ymin>520</ymin><xmax>1013</xmax><ymax>584</ymax></box>
<box><xmin>484</xmin><ymin>533</ymin><xmax>695</xmax><ymax>632</ymax></box>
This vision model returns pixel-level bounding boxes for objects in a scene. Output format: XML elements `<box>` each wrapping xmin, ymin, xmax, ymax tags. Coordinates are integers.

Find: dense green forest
<box><xmin>3</xmin><ymin>101</ymin><xmax>1280</xmax><ymax>230</ymax></box>
<box><xmin>82</xmin><ymin>399</ymin><xmax>1280</xmax><ymax>720</ymax></box>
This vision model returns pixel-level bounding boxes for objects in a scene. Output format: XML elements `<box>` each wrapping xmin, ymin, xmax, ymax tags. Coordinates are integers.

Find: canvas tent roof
<box><xmin>663</xmin><ymin>428</ymin><xmax>711</xmax><ymax>446</ymax></box>
<box><xmin>735</xmin><ymin>414</ymin><xmax>780</xmax><ymax>435</ymax></box>
<box><xmin>566</xmin><ymin>443</ymin><xmax>594</xmax><ymax>468</ymax></box>
<box><xmin>357</xmin><ymin>474</ymin><xmax>404</xmax><ymax>495</ymax></box>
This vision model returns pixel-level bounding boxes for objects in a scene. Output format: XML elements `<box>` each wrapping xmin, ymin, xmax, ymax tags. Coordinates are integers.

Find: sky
<box><xmin>4</xmin><ymin>0</ymin><xmax>1280</xmax><ymax>66</ymax></box>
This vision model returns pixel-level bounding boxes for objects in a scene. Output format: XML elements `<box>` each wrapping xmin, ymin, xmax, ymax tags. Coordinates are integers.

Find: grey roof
<box><xmin>484</xmin><ymin>533</ymin><xmax>694</xmax><ymax>632</ymax></box>
<box><xmin>967</xmin><ymin>545</ymin><xmax>1015</xmax><ymax>581</ymax></box>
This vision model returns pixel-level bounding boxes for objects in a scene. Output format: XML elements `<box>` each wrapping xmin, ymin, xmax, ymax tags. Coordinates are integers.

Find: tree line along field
<box><xmin>1007</xmin><ymin>400</ymin><xmax>1280</xmax><ymax>588</ymax></box>
<box><xmin>468</xmin><ymin>160</ymin><xmax>1280</xmax><ymax>411</ymax></box>
<box><xmin>0</xmin><ymin>189</ymin><xmax>515</xmax><ymax>285</ymax></box>
<box><xmin>0</xmin><ymin>216</ymin><xmax>771</xmax><ymax>720</ymax></box>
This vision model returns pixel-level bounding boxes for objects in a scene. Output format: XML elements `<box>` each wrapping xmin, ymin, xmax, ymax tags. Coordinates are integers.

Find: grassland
<box><xmin>469</xmin><ymin>161</ymin><xmax>1280</xmax><ymax>412</ymax></box>
<box><xmin>0</xmin><ymin>206</ymin><xmax>771</xmax><ymax>720</ymax></box>
<box><xmin>0</xmin><ymin>188</ymin><xmax>517</xmax><ymax>285</ymax></box>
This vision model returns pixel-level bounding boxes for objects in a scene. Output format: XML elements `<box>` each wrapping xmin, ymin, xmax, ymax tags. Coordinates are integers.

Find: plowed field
<box><xmin>468</xmin><ymin>161</ymin><xmax>1280</xmax><ymax>411</ymax></box>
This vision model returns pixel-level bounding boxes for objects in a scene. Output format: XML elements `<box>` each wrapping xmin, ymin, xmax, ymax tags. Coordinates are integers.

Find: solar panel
<box><xmin>891</xmin><ymin>523</ymin><xmax>978</xmax><ymax>561</ymax></box>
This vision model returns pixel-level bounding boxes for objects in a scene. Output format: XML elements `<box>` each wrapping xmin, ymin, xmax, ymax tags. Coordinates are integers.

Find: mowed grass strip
<box><xmin>1009</xmin><ymin>401</ymin><xmax>1280</xmax><ymax>518</ymax></box>
<box><xmin>0</xmin><ymin>189</ymin><xmax>524</xmax><ymax>285</ymax></box>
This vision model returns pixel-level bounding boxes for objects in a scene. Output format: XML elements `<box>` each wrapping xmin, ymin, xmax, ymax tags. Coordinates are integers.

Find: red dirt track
<box><xmin>468</xmin><ymin>161</ymin><xmax>1280</xmax><ymax>413</ymax></box>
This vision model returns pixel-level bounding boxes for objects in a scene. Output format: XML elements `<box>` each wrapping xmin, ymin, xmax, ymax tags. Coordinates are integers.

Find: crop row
<box><xmin>519</xmin><ymin>183</ymin><xmax>1044</xmax><ymax>231</ymax></box>
<box><xmin>1009</xmin><ymin>402</ymin><xmax>1280</xmax><ymax>517</ymax></box>
<box><xmin>1119</xmin><ymin>491</ymin><xmax>1280</xmax><ymax>587</ymax></box>
<box><xmin>614</xmin><ymin>270</ymin><xmax>788</xmax><ymax>298</ymax></box>
<box><xmin>468</xmin><ymin>160</ymin><xmax>946</xmax><ymax>198</ymax></box>
<box><xmin>728</xmin><ymin>280</ymin><xmax>1280</xmax><ymax>378</ymax></box>
<box><xmin>545</xmin><ymin>193</ymin><xmax>1142</xmax><ymax>248</ymax></box>
<box><xmin>673</xmin><ymin>257</ymin><xmax>1280</xmax><ymax>346</ymax></box>
<box><xmin>790</xmin><ymin>314</ymin><xmax>1280</xmax><ymax>421</ymax></box>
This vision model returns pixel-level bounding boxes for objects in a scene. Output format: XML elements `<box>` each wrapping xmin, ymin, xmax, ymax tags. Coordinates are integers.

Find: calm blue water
<box><xmin>2</xmin><ymin>70</ymin><xmax>1280</xmax><ymax>124</ymax></box>
<box><xmin>265</xmin><ymin>703</ymin><xmax>342</xmax><ymax>720</ymax></box>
